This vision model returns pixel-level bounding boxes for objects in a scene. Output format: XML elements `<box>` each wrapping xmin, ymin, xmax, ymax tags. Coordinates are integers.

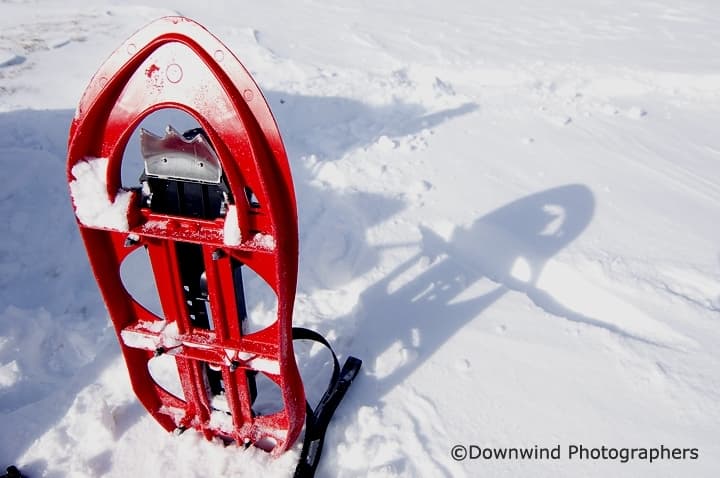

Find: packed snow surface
<box><xmin>1</xmin><ymin>1</ymin><xmax>720</xmax><ymax>477</ymax></box>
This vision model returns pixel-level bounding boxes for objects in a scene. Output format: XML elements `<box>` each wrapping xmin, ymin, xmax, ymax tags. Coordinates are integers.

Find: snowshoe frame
<box><xmin>66</xmin><ymin>16</ymin><xmax>360</xmax><ymax>467</ymax></box>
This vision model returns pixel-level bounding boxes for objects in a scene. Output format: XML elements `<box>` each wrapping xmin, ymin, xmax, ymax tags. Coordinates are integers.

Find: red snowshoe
<box><xmin>66</xmin><ymin>16</ymin><xmax>360</xmax><ymax>477</ymax></box>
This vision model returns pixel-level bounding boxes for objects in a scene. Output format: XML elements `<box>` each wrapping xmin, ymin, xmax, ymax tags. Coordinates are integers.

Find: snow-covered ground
<box><xmin>2</xmin><ymin>1</ymin><xmax>720</xmax><ymax>476</ymax></box>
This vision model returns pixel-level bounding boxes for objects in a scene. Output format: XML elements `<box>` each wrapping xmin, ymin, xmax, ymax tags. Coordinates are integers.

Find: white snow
<box><xmin>211</xmin><ymin>393</ymin><xmax>231</xmax><ymax>413</ymax></box>
<box><xmin>0</xmin><ymin>360</ymin><xmax>20</xmax><ymax>388</ymax></box>
<box><xmin>121</xmin><ymin>320</ymin><xmax>182</xmax><ymax>350</ymax></box>
<box><xmin>223</xmin><ymin>204</ymin><xmax>242</xmax><ymax>246</ymax></box>
<box><xmin>0</xmin><ymin>50</ymin><xmax>24</xmax><ymax>68</ymax></box>
<box><xmin>252</xmin><ymin>232</ymin><xmax>276</xmax><ymax>250</ymax></box>
<box><xmin>2</xmin><ymin>1</ymin><xmax>720</xmax><ymax>477</ymax></box>
<box><xmin>120</xmin><ymin>329</ymin><xmax>158</xmax><ymax>350</ymax></box>
<box><xmin>247</xmin><ymin>358</ymin><xmax>280</xmax><ymax>376</ymax></box>
<box><xmin>69</xmin><ymin>157</ymin><xmax>133</xmax><ymax>231</ymax></box>
<box><xmin>160</xmin><ymin>320</ymin><xmax>182</xmax><ymax>348</ymax></box>
<box><xmin>209</xmin><ymin>410</ymin><xmax>234</xmax><ymax>434</ymax></box>
<box><xmin>140</xmin><ymin>319</ymin><xmax>167</xmax><ymax>333</ymax></box>
<box><xmin>234</xmin><ymin>351</ymin><xmax>281</xmax><ymax>375</ymax></box>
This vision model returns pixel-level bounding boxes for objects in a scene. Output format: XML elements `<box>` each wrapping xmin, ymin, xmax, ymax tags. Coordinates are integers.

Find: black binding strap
<box><xmin>292</xmin><ymin>327</ymin><xmax>362</xmax><ymax>478</ymax></box>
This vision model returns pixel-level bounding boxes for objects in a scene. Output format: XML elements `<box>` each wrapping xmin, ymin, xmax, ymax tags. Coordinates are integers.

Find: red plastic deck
<box><xmin>66</xmin><ymin>16</ymin><xmax>304</xmax><ymax>453</ymax></box>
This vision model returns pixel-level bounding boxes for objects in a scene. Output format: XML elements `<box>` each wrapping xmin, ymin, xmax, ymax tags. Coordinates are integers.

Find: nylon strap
<box><xmin>292</xmin><ymin>327</ymin><xmax>362</xmax><ymax>478</ymax></box>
